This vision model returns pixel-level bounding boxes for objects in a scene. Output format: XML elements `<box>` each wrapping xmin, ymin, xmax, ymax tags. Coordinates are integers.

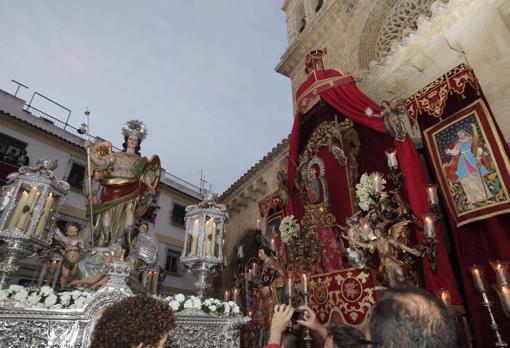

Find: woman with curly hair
<box><xmin>90</xmin><ymin>294</ymin><xmax>175</xmax><ymax>348</ymax></box>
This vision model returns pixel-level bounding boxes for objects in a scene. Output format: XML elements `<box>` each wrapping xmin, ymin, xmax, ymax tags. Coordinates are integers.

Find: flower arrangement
<box><xmin>355</xmin><ymin>173</ymin><xmax>386</xmax><ymax>211</ymax></box>
<box><xmin>280</xmin><ymin>215</ymin><xmax>300</xmax><ymax>245</ymax></box>
<box><xmin>0</xmin><ymin>285</ymin><xmax>90</xmax><ymax>309</ymax></box>
<box><xmin>161</xmin><ymin>293</ymin><xmax>240</xmax><ymax>316</ymax></box>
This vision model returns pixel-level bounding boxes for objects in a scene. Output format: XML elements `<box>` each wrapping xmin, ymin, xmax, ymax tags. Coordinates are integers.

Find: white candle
<box><xmin>385</xmin><ymin>148</ymin><xmax>398</xmax><ymax>168</ymax></box>
<box><xmin>271</xmin><ymin>238</ymin><xmax>276</xmax><ymax>252</ymax></box>
<box><xmin>288</xmin><ymin>277</ymin><xmax>293</xmax><ymax>306</ymax></box>
<box><xmin>372</xmin><ymin>172</ymin><xmax>383</xmax><ymax>193</ymax></box>
<box><xmin>210</xmin><ymin>221</ymin><xmax>217</xmax><ymax>256</ymax></box>
<box><xmin>440</xmin><ymin>289</ymin><xmax>451</xmax><ymax>306</ymax></box>
<box><xmin>470</xmin><ymin>266</ymin><xmax>485</xmax><ymax>292</ymax></box>
<box><xmin>423</xmin><ymin>215</ymin><xmax>435</xmax><ymax>238</ymax></box>
<box><xmin>500</xmin><ymin>285</ymin><xmax>510</xmax><ymax>315</ymax></box>
<box><xmin>224</xmin><ymin>290</ymin><xmax>230</xmax><ymax>302</ymax></box>
<box><xmin>427</xmin><ymin>184</ymin><xmax>439</xmax><ymax>205</ymax></box>
<box><xmin>233</xmin><ymin>288</ymin><xmax>239</xmax><ymax>303</ymax></box>
<box><xmin>302</xmin><ymin>273</ymin><xmax>308</xmax><ymax>294</ymax></box>
<box><xmin>256</xmin><ymin>219</ymin><xmax>261</xmax><ymax>229</ymax></box>
<box><xmin>190</xmin><ymin>219</ymin><xmax>199</xmax><ymax>256</ymax></box>
<box><xmin>490</xmin><ymin>260</ymin><xmax>508</xmax><ymax>286</ymax></box>
<box><xmin>8</xmin><ymin>190</ymin><xmax>28</xmax><ymax>228</ymax></box>
<box><xmin>34</xmin><ymin>193</ymin><xmax>54</xmax><ymax>236</ymax></box>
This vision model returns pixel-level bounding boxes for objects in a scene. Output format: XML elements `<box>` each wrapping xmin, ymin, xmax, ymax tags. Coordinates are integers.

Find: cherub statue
<box><xmin>348</xmin><ymin>220</ymin><xmax>423</xmax><ymax>287</ymax></box>
<box><xmin>53</xmin><ymin>222</ymin><xmax>86</xmax><ymax>288</ymax></box>
<box><xmin>70</xmin><ymin>244</ymin><xmax>124</xmax><ymax>291</ymax></box>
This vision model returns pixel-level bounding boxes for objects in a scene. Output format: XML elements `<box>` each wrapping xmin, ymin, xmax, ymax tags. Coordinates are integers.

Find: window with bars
<box><xmin>64</xmin><ymin>155</ymin><xmax>86</xmax><ymax>190</ymax></box>
<box><xmin>171</xmin><ymin>203</ymin><xmax>186</xmax><ymax>226</ymax></box>
<box><xmin>165</xmin><ymin>249</ymin><xmax>183</xmax><ymax>275</ymax></box>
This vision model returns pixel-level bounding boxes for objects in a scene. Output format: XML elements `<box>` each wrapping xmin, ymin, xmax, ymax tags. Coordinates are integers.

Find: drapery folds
<box><xmin>286</xmin><ymin>68</ymin><xmax>462</xmax><ymax>305</ymax></box>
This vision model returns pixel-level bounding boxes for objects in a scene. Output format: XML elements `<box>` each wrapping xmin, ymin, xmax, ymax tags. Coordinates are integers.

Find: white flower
<box><xmin>169</xmin><ymin>300</ymin><xmax>180</xmax><ymax>311</ymax></box>
<box><xmin>281</xmin><ymin>215</ymin><xmax>300</xmax><ymax>244</ymax></box>
<box><xmin>183</xmin><ymin>299</ymin><xmax>193</xmax><ymax>309</ymax></box>
<box><xmin>164</xmin><ymin>296</ymin><xmax>173</xmax><ymax>302</ymax></box>
<box><xmin>175</xmin><ymin>294</ymin><xmax>185</xmax><ymax>303</ymax></box>
<box><xmin>365</xmin><ymin>107</ymin><xmax>374</xmax><ymax>117</ymax></box>
<box><xmin>13</xmin><ymin>289</ymin><xmax>28</xmax><ymax>302</ymax></box>
<box><xmin>209</xmin><ymin>304</ymin><xmax>217</xmax><ymax>312</ymax></box>
<box><xmin>39</xmin><ymin>286</ymin><xmax>53</xmax><ymax>296</ymax></box>
<box><xmin>0</xmin><ymin>290</ymin><xmax>9</xmax><ymax>301</ymax></box>
<box><xmin>27</xmin><ymin>293</ymin><xmax>42</xmax><ymax>305</ymax></box>
<box><xmin>223</xmin><ymin>304</ymin><xmax>231</xmax><ymax>315</ymax></box>
<box><xmin>232</xmin><ymin>305</ymin><xmax>240</xmax><ymax>314</ymax></box>
<box><xmin>60</xmin><ymin>293</ymin><xmax>72</xmax><ymax>306</ymax></box>
<box><xmin>204</xmin><ymin>299</ymin><xmax>212</xmax><ymax>306</ymax></box>
<box><xmin>71</xmin><ymin>290</ymin><xmax>82</xmax><ymax>300</ymax></box>
<box><xmin>44</xmin><ymin>293</ymin><xmax>57</xmax><ymax>307</ymax></box>
<box><xmin>192</xmin><ymin>298</ymin><xmax>202</xmax><ymax>309</ymax></box>
<box><xmin>8</xmin><ymin>285</ymin><xmax>23</xmax><ymax>293</ymax></box>
<box><xmin>74</xmin><ymin>296</ymin><xmax>87</xmax><ymax>309</ymax></box>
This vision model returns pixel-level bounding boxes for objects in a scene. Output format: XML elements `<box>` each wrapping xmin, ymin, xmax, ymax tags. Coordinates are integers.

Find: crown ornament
<box><xmin>122</xmin><ymin>120</ymin><xmax>148</xmax><ymax>141</ymax></box>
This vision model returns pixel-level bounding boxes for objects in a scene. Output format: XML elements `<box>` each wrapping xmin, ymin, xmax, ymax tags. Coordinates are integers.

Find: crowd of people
<box><xmin>264</xmin><ymin>286</ymin><xmax>461</xmax><ymax>348</ymax></box>
<box><xmin>91</xmin><ymin>286</ymin><xmax>460</xmax><ymax>348</ymax></box>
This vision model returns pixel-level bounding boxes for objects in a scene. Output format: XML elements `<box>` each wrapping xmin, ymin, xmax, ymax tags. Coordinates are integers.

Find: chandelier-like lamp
<box><xmin>0</xmin><ymin>158</ymin><xmax>69</xmax><ymax>288</ymax></box>
<box><xmin>181</xmin><ymin>193</ymin><xmax>228</xmax><ymax>297</ymax></box>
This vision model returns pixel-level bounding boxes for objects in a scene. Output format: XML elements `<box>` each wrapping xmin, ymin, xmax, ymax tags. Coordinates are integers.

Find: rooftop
<box><xmin>0</xmin><ymin>87</ymin><xmax>203</xmax><ymax>200</ymax></box>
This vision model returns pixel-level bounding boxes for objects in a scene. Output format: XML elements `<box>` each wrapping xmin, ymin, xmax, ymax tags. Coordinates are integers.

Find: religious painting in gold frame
<box><xmin>423</xmin><ymin>99</ymin><xmax>510</xmax><ymax>226</ymax></box>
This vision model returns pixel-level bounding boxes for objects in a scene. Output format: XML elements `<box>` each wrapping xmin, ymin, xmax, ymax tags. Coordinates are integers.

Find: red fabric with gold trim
<box><xmin>259</xmin><ymin>266</ymin><xmax>277</xmax><ymax>288</ymax></box>
<box><xmin>405</xmin><ymin>64</ymin><xmax>480</xmax><ymax>120</ymax></box>
<box><xmin>308</xmin><ymin>269</ymin><xmax>376</xmax><ymax>327</ymax></box>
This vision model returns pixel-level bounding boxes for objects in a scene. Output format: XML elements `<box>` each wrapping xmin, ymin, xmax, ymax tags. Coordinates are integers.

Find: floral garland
<box><xmin>355</xmin><ymin>173</ymin><xmax>386</xmax><ymax>211</ymax></box>
<box><xmin>280</xmin><ymin>215</ymin><xmax>300</xmax><ymax>244</ymax></box>
<box><xmin>161</xmin><ymin>294</ymin><xmax>240</xmax><ymax>316</ymax></box>
<box><xmin>0</xmin><ymin>285</ymin><xmax>90</xmax><ymax>309</ymax></box>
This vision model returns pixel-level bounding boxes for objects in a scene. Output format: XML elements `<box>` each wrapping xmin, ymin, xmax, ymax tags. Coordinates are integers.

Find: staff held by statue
<box><xmin>79</xmin><ymin>108</ymin><xmax>95</xmax><ymax>246</ymax></box>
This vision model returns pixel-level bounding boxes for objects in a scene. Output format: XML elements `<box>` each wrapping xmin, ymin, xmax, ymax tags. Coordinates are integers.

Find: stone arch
<box><xmin>358</xmin><ymin>0</ymin><xmax>440</xmax><ymax>69</ymax></box>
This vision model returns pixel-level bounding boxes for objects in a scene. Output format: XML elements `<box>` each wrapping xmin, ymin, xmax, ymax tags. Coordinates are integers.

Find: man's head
<box><xmin>90</xmin><ymin>294</ymin><xmax>175</xmax><ymax>348</ymax></box>
<box><xmin>324</xmin><ymin>324</ymin><xmax>366</xmax><ymax>348</ymax></box>
<box><xmin>258</xmin><ymin>246</ymin><xmax>272</xmax><ymax>261</ymax></box>
<box><xmin>369</xmin><ymin>286</ymin><xmax>460</xmax><ymax>348</ymax></box>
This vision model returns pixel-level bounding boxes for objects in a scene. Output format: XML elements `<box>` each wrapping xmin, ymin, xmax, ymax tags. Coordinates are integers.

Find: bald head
<box><xmin>369</xmin><ymin>287</ymin><xmax>460</xmax><ymax>348</ymax></box>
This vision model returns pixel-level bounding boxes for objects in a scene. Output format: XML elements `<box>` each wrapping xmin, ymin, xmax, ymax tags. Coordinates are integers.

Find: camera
<box><xmin>291</xmin><ymin>308</ymin><xmax>304</xmax><ymax>321</ymax></box>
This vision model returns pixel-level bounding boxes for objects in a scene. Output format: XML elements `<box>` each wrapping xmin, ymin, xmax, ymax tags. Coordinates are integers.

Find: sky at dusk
<box><xmin>0</xmin><ymin>1</ymin><xmax>293</xmax><ymax>193</ymax></box>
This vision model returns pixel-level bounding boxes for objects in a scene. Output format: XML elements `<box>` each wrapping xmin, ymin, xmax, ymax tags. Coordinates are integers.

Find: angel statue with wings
<box><xmin>83</xmin><ymin>120</ymin><xmax>160</xmax><ymax>249</ymax></box>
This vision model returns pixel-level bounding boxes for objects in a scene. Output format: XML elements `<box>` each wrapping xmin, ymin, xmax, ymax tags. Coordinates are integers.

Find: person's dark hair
<box><xmin>122</xmin><ymin>135</ymin><xmax>141</xmax><ymax>155</ymax></box>
<box><xmin>327</xmin><ymin>323</ymin><xmax>366</xmax><ymax>348</ymax></box>
<box><xmin>369</xmin><ymin>286</ymin><xmax>460</xmax><ymax>348</ymax></box>
<box><xmin>258</xmin><ymin>245</ymin><xmax>273</xmax><ymax>258</ymax></box>
<box><xmin>65</xmin><ymin>222</ymin><xmax>82</xmax><ymax>233</ymax></box>
<box><xmin>90</xmin><ymin>294</ymin><xmax>175</xmax><ymax>348</ymax></box>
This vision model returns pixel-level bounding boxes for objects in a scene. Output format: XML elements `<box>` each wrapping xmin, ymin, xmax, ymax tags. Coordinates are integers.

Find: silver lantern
<box><xmin>181</xmin><ymin>193</ymin><xmax>228</xmax><ymax>297</ymax></box>
<box><xmin>0</xmin><ymin>158</ymin><xmax>69</xmax><ymax>287</ymax></box>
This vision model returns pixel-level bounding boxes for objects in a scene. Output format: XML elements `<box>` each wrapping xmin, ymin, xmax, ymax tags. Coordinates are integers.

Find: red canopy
<box><xmin>287</xmin><ymin>68</ymin><xmax>462</xmax><ymax>305</ymax></box>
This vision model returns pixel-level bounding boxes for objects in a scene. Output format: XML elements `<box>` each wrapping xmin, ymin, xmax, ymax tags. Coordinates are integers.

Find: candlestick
<box><xmin>490</xmin><ymin>260</ymin><xmax>508</xmax><ymax>286</ymax></box>
<box><xmin>385</xmin><ymin>148</ymin><xmax>398</xmax><ymax>168</ymax></box>
<box><xmin>426</xmin><ymin>184</ymin><xmax>439</xmax><ymax>205</ymax></box>
<box><xmin>423</xmin><ymin>214</ymin><xmax>436</xmax><ymax>238</ymax></box>
<box><xmin>371</xmin><ymin>172</ymin><xmax>383</xmax><ymax>194</ymax></box>
<box><xmin>470</xmin><ymin>266</ymin><xmax>486</xmax><ymax>292</ymax></box>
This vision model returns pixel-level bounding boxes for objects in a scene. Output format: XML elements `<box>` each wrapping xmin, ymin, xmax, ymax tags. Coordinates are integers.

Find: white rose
<box><xmin>164</xmin><ymin>296</ymin><xmax>173</xmax><ymax>302</ymax></box>
<box><xmin>44</xmin><ymin>293</ymin><xmax>57</xmax><ymax>307</ymax></box>
<box><xmin>71</xmin><ymin>290</ymin><xmax>82</xmax><ymax>300</ymax></box>
<box><xmin>14</xmin><ymin>289</ymin><xmax>28</xmax><ymax>302</ymax></box>
<box><xmin>209</xmin><ymin>304</ymin><xmax>217</xmax><ymax>312</ymax></box>
<box><xmin>0</xmin><ymin>290</ymin><xmax>9</xmax><ymax>301</ymax></box>
<box><xmin>183</xmin><ymin>299</ymin><xmax>193</xmax><ymax>309</ymax></box>
<box><xmin>8</xmin><ymin>285</ymin><xmax>23</xmax><ymax>293</ymax></box>
<box><xmin>228</xmin><ymin>301</ymin><xmax>235</xmax><ymax>307</ymax></box>
<box><xmin>60</xmin><ymin>293</ymin><xmax>72</xmax><ymax>306</ymax></box>
<box><xmin>27</xmin><ymin>294</ymin><xmax>42</xmax><ymax>305</ymax></box>
<box><xmin>192</xmin><ymin>299</ymin><xmax>202</xmax><ymax>309</ymax></box>
<box><xmin>39</xmin><ymin>285</ymin><xmax>53</xmax><ymax>296</ymax></box>
<box><xmin>175</xmin><ymin>294</ymin><xmax>185</xmax><ymax>302</ymax></box>
<box><xmin>74</xmin><ymin>296</ymin><xmax>87</xmax><ymax>309</ymax></box>
<box><xmin>233</xmin><ymin>305</ymin><xmax>240</xmax><ymax>314</ymax></box>
<box><xmin>204</xmin><ymin>299</ymin><xmax>212</xmax><ymax>306</ymax></box>
<box><xmin>223</xmin><ymin>304</ymin><xmax>230</xmax><ymax>315</ymax></box>
<box><xmin>169</xmin><ymin>300</ymin><xmax>180</xmax><ymax>311</ymax></box>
